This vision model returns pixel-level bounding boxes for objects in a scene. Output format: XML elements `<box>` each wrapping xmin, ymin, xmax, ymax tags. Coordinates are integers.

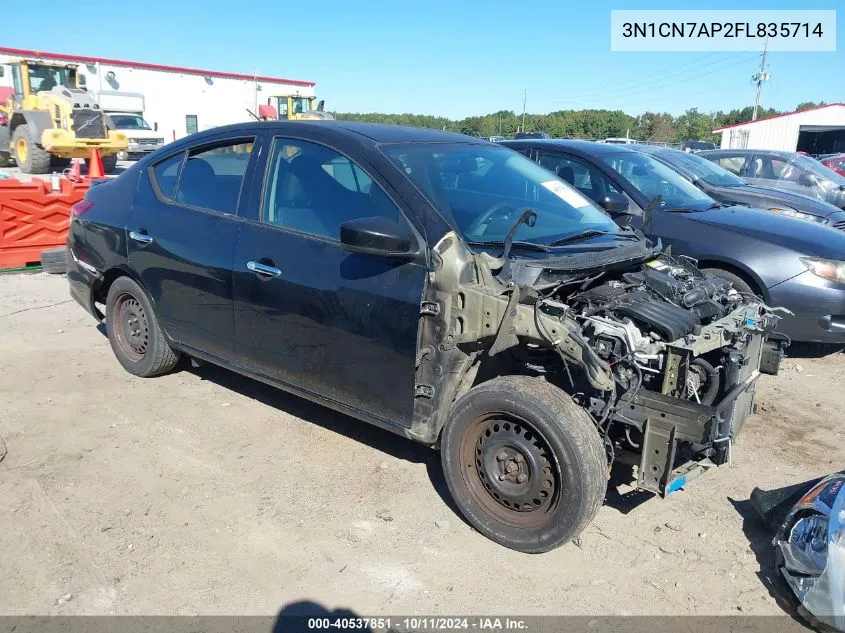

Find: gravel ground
<box><xmin>0</xmin><ymin>272</ymin><xmax>841</xmax><ymax>617</ymax></box>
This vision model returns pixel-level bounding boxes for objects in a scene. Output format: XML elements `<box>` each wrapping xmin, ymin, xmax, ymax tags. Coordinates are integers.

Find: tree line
<box><xmin>332</xmin><ymin>102</ymin><xmax>827</xmax><ymax>143</ymax></box>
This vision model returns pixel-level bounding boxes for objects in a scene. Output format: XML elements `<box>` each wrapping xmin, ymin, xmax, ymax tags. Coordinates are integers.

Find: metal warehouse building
<box><xmin>0</xmin><ymin>46</ymin><xmax>316</xmax><ymax>142</ymax></box>
<box><xmin>713</xmin><ymin>103</ymin><xmax>845</xmax><ymax>155</ymax></box>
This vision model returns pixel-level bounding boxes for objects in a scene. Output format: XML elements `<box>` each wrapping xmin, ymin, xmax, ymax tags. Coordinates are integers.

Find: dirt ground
<box><xmin>0</xmin><ymin>272</ymin><xmax>842</xmax><ymax>617</ymax></box>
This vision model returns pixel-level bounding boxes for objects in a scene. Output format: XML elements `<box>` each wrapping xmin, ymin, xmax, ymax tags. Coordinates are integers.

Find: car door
<box><xmin>232</xmin><ymin>136</ymin><xmax>428</xmax><ymax>427</ymax></box>
<box><xmin>128</xmin><ymin>133</ymin><xmax>262</xmax><ymax>359</ymax></box>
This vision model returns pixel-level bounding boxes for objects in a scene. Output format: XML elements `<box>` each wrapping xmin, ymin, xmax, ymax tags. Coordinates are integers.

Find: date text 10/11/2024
<box><xmin>305</xmin><ymin>617</ymin><xmax>529</xmax><ymax>631</ymax></box>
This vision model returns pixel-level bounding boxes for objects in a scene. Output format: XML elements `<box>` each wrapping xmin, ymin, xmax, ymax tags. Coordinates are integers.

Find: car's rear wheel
<box><xmin>441</xmin><ymin>376</ymin><xmax>607</xmax><ymax>553</ymax></box>
<box><xmin>106</xmin><ymin>277</ymin><xmax>179</xmax><ymax>377</ymax></box>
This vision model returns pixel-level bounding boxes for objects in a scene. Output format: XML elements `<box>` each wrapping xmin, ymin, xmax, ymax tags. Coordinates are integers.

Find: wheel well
<box><xmin>696</xmin><ymin>260</ymin><xmax>767</xmax><ymax>300</ymax></box>
<box><xmin>94</xmin><ymin>267</ymin><xmax>147</xmax><ymax>307</ymax></box>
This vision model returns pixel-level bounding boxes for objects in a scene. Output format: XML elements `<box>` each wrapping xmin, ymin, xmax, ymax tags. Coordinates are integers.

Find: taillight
<box><xmin>71</xmin><ymin>200</ymin><xmax>94</xmax><ymax>217</ymax></box>
<box><xmin>0</xmin><ymin>115</ymin><xmax>7</xmax><ymax>127</ymax></box>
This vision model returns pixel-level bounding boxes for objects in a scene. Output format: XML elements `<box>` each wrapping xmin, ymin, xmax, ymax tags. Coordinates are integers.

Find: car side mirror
<box><xmin>798</xmin><ymin>172</ymin><xmax>815</xmax><ymax>187</ymax></box>
<box><xmin>154</xmin><ymin>122</ymin><xmax>159</xmax><ymax>132</ymax></box>
<box><xmin>598</xmin><ymin>192</ymin><xmax>630</xmax><ymax>214</ymax></box>
<box><xmin>340</xmin><ymin>216</ymin><xmax>413</xmax><ymax>258</ymax></box>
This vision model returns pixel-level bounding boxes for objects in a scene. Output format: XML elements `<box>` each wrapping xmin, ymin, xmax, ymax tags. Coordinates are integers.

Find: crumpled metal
<box><xmin>776</xmin><ymin>472</ymin><xmax>845</xmax><ymax>631</ymax></box>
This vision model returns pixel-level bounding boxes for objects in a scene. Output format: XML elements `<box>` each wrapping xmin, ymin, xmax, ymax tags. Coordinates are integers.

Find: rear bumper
<box><xmin>768</xmin><ymin>271</ymin><xmax>845</xmax><ymax>343</ymax></box>
<box><xmin>67</xmin><ymin>245</ymin><xmax>102</xmax><ymax>320</ymax></box>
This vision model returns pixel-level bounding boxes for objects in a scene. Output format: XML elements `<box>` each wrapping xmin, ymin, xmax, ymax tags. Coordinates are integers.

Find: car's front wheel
<box><xmin>441</xmin><ymin>376</ymin><xmax>607</xmax><ymax>553</ymax></box>
<box><xmin>106</xmin><ymin>277</ymin><xmax>179</xmax><ymax>377</ymax></box>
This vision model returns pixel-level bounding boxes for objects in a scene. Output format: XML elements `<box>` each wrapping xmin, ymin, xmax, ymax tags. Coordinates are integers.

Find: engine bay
<box><xmin>414</xmin><ymin>232</ymin><xmax>783</xmax><ymax>496</ymax></box>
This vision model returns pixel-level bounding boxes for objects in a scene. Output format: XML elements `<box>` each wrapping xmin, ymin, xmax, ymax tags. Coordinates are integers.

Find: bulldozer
<box><xmin>261</xmin><ymin>94</ymin><xmax>334</xmax><ymax>121</ymax></box>
<box><xmin>0</xmin><ymin>59</ymin><xmax>128</xmax><ymax>174</ymax></box>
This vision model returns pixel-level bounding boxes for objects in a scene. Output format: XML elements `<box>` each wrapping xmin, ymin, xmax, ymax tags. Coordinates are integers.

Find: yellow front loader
<box><xmin>0</xmin><ymin>59</ymin><xmax>127</xmax><ymax>174</ymax></box>
<box><xmin>264</xmin><ymin>94</ymin><xmax>334</xmax><ymax>121</ymax></box>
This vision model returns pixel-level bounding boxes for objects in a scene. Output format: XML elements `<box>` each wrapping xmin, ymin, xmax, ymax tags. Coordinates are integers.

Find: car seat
<box><xmin>557</xmin><ymin>165</ymin><xmax>575</xmax><ymax>185</ymax></box>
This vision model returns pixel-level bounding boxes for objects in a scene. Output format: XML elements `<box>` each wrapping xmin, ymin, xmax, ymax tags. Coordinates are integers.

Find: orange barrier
<box><xmin>0</xmin><ymin>177</ymin><xmax>91</xmax><ymax>270</ymax></box>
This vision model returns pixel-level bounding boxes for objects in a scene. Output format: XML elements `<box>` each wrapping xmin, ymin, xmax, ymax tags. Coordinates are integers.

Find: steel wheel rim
<box><xmin>458</xmin><ymin>412</ymin><xmax>561</xmax><ymax>528</ymax></box>
<box><xmin>16</xmin><ymin>138</ymin><xmax>27</xmax><ymax>163</ymax></box>
<box><xmin>113</xmin><ymin>293</ymin><xmax>149</xmax><ymax>362</ymax></box>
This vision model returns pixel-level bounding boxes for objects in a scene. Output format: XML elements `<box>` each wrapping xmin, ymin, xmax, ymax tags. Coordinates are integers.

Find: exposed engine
<box><xmin>560</xmin><ymin>258</ymin><xmax>740</xmax><ymax>406</ymax></box>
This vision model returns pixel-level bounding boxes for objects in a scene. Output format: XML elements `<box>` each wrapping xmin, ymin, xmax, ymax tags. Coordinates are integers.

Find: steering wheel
<box><xmin>465</xmin><ymin>201</ymin><xmax>517</xmax><ymax>239</ymax></box>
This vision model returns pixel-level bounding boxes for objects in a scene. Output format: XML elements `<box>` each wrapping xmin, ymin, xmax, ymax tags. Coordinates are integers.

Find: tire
<box><xmin>100</xmin><ymin>154</ymin><xmax>118</xmax><ymax>174</ymax></box>
<box><xmin>441</xmin><ymin>375</ymin><xmax>607</xmax><ymax>553</ymax></box>
<box><xmin>12</xmin><ymin>125</ymin><xmax>51</xmax><ymax>174</ymax></box>
<box><xmin>40</xmin><ymin>247</ymin><xmax>67</xmax><ymax>274</ymax></box>
<box><xmin>105</xmin><ymin>276</ymin><xmax>179</xmax><ymax>377</ymax></box>
<box><xmin>700</xmin><ymin>267</ymin><xmax>756</xmax><ymax>297</ymax></box>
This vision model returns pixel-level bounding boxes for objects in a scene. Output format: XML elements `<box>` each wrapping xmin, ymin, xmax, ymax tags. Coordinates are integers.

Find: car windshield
<box><xmin>110</xmin><ymin>114</ymin><xmax>152</xmax><ymax>130</ymax></box>
<box><xmin>602</xmin><ymin>152</ymin><xmax>716</xmax><ymax>211</ymax></box>
<box><xmin>789</xmin><ymin>153</ymin><xmax>845</xmax><ymax>186</ymax></box>
<box><xmin>656</xmin><ymin>149</ymin><xmax>746</xmax><ymax>187</ymax></box>
<box><xmin>383</xmin><ymin>143</ymin><xmax>621</xmax><ymax>245</ymax></box>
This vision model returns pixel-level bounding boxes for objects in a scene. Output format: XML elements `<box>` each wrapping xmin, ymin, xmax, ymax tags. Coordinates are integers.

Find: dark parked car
<box><xmin>681</xmin><ymin>141</ymin><xmax>716</xmax><ymax>152</ymax></box>
<box><xmin>632</xmin><ymin>144</ymin><xmax>845</xmax><ymax>228</ymax></box>
<box><xmin>513</xmin><ymin>131</ymin><xmax>550</xmax><ymax>139</ymax></box>
<box><xmin>698</xmin><ymin>149</ymin><xmax>845</xmax><ymax>210</ymax></box>
<box><xmin>502</xmin><ymin>139</ymin><xmax>845</xmax><ymax>343</ymax></box>
<box><xmin>68</xmin><ymin>122</ymin><xmax>779</xmax><ymax>552</ymax></box>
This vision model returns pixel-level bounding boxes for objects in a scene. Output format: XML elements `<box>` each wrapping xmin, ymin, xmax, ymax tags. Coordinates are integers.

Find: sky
<box><xmin>6</xmin><ymin>0</ymin><xmax>843</xmax><ymax>119</ymax></box>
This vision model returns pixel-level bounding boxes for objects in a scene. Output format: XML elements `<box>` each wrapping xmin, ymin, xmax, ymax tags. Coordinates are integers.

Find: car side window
<box><xmin>537</xmin><ymin>151</ymin><xmax>619</xmax><ymax>204</ymax></box>
<box><xmin>261</xmin><ymin>138</ymin><xmax>402</xmax><ymax>240</ymax></box>
<box><xmin>174</xmin><ymin>139</ymin><xmax>254</xmax><ymax>214</ymax></box>
<box><xmin>714</xmin><ymin>155</ymin><xmax>745</xmax><ymax>175</ymax></box>
<box><xmin>152</xmin><ymin>152</ymin><xmax>184</xmax><ymax>199</ymax></box>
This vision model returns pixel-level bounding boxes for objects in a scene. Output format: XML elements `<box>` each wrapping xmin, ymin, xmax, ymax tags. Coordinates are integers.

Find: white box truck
<box><xmin>97</xmin><ymin>91</ymin><xmax>164</xmax><ymax>160</ymax></box>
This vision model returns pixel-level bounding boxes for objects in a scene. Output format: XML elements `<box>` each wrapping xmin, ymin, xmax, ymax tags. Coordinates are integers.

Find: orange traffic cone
<box><xmin>88</xmin><ymin>149</ymin><xmax>105</xmax><ymax>178</ymax></box>
<box><xmin>67</xmin><ymin>157</ymin><xmax>82</xmax><ymax>181</ymax></box>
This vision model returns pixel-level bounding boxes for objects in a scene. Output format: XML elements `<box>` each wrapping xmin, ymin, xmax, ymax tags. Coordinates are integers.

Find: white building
<box><xmin>713</xmin><ymin>103</ymin><xmax>845</xmax><ymax>155</ymax></box>
<box><xmin>0</xmin><ymin>46</ymin><xmax>316</xmax><ymax>142</ymax></box>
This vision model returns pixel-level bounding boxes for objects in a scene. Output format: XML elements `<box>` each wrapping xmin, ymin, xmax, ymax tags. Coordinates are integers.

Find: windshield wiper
<box><xmin>547</xmin><ymin>229</ymin><xmax>640</xmax><ymax>247</ymax></box>
<box><xmin>466</xmin><ymin>240</ymin><xmax>550</xmax><ymax>252</ymax></box>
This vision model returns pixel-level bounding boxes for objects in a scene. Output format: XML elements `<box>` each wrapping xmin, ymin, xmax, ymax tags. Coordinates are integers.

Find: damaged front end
<box><xmin>411</xmin><ymin>231</ymin><xmax>782</xmax><ymax>497</ymax></box>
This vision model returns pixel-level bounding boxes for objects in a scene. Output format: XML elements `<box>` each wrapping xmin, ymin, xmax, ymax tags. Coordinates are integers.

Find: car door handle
<box><xmin>129</xmin><ymin>230</ymin><xmax>154</xmax><ymax>245</ymax></box>
<box><xmin>247</xmin><ymin>260</ymin><xmax>282</xmax><ymax>278</ymax></box>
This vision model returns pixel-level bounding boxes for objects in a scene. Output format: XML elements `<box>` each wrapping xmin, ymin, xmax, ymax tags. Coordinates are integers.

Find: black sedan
<box><xmin>68</xmin><ymin>121</ymin><xmax>779</xmax><ymax>552</ymax></box>
<box><xmin>502</xmin><ymin>139</ymin><xmax>845</xmax><ymax>343</ymax></box>
<box><xmin>632</xmin><ymin>144</ymin><xmax>845</xmax><ymax>229</ymax></box>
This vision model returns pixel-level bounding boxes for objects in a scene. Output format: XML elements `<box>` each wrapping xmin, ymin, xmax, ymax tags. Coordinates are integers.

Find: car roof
<box><xmin>180</xmin><ymin>120</ymin><xmax>488</xmax><ymax>145</ymax></box>
<box><xmin>698</xmin><ymin>148</ymin><xmax>798</xmax><ymax>158</ymax></box>
<box><xmin>501</xmin><ymin>138</ymin><xmax>638</xmax><ymax>155</ymax></box>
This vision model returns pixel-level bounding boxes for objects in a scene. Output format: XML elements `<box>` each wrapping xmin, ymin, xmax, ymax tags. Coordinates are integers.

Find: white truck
<box><xmin>96</xmin><ymin>91</ymin><xmax>164</xmax><ymax>160</ymax></box>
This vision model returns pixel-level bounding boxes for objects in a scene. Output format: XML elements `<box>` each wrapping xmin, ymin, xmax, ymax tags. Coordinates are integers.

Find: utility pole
<box><xmin>752</xmin><ymin>39</ymin><xmax>770</xmax><ymax>121</ymax></box>
<box><xmin>521</xmin><ymin>89</ymin><xmax>527</xmax><ymax>132</ymax></box>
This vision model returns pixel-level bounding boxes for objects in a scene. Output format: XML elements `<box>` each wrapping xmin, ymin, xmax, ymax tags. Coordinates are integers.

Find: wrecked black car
<box><xmin>67</xmin><ymin>122</ymin><xmax>781</xmax><ymax>552</ymax></box>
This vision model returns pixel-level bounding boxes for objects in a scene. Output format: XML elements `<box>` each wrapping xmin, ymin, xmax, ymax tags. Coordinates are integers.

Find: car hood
<box><xmin>682</xmin><ymin>205</ymin><xmax>845</xmax><ymax>258</ymax></box>
<box><xmin>707</xmin><ymin>183</ymin><xmax>841</xmax><ymax>218</ymax></box>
